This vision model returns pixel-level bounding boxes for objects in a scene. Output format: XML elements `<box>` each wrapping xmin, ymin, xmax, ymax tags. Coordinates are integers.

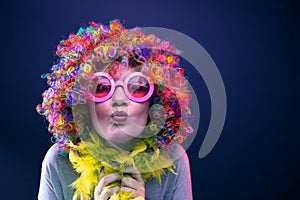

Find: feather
<box><xmin>129</xmin><ymin>142</ymin><xmax>147</xmax><ymax>157</ymax></box>
<box><xmin>69</xmin><ymin>131</ymin><xmax>176</xmax><ymax>200</ymax></box>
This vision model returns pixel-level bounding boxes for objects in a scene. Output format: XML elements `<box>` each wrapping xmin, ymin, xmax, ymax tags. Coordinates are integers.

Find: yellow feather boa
<box><xmin>69</xmin><ymin>130</ymin><xmax>176</xmax><ymax>200</ymax></box>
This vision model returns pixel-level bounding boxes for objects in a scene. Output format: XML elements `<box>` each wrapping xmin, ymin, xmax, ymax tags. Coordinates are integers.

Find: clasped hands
<box><xmin>94</xmin><ymin>167</ymin><xmax>145</xmax><ymax>200</ymax></box>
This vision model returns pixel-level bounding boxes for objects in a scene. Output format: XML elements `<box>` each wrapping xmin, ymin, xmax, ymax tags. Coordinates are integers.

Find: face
<box><xmin>89</xmin><ymin>66</ymin><xmax>150</xmax><ymax>149</ymax></box>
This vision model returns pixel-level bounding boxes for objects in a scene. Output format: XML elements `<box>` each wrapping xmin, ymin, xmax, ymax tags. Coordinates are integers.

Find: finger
<box><xmin>95</xmin><ymin>173</ymin><xmax>120</xmax><ymax>195</ymax></box>
<box><xmin>130</xmin><ymin>171</ymin><xmax>143</xmax><ymax>182</ymax></box>
<box><xmin>99</xmin><ymin>168</ymin><xmax>105</xmax><ymax>180</ymax></box>
<box><xmin>99</xmin><ymin>186</ymin><xmax>120</xmax><ymax>200</ymax></box>
<box><xmin>121</xmin><ymin>185</ymin><xmax>145</xmax><ymax>198</ymax></box>
<box><xmin>121</xmin><ymin>177</ymin><xmax>145</xmax><ymax>198</ymax></box>
<box><xmin>124</xmin><ymin>166</ymin><xmax>139</xmax><ymax>174</ymax></box>
<box><xmin>124</xmin><ymin>167</ymin><xmax>143</xmax><ymax>182</ymax></box>
<box><xmin>122</xmin><ymin>177</ymin><xmax>142</xmax><ymax>189</ymax></box>
<box><xmin>121</xmin><ymin>187</ymin><xmax>141</xmax><ymax>199</ymax></box>
<box><xmin>121</xmin><ymin>186</ymin><xmax>135</xmax><ymax>193</ymax></box>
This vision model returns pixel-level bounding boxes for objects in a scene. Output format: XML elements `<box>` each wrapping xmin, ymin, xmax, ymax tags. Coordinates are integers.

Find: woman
<box><xmin>37</xmin><ymin>19</ymin><xmax>194</xmax><ymax>200</ymax></box>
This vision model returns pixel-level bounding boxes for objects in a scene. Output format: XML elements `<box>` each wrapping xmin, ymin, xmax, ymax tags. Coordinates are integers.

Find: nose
<box><xmin>112</xmin><ymin>86</ymin><xmax>129</xmax><ymax>107</ymax></box>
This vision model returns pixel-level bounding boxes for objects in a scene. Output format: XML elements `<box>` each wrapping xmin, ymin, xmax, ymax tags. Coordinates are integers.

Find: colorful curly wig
<box><xmin>36</xmin><ymin>19</ymin><xmax>194</xmax><ymax>154</ymax></box>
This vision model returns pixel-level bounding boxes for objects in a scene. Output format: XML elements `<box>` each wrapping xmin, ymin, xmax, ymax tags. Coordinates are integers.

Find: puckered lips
<box><xmin>111</xmin><ymin>111</ymin><xmax>129</xmax><ymax>123</ymax></box>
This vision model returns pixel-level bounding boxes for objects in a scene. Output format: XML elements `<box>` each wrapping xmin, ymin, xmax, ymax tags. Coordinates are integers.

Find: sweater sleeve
<box><xmin>37</xmin><ymin>144</ymin><xmax>78</xmax><ymax>200</ymax></box>
<box><xmin>171</xmin><ymin>145</ymin><xmax>193</xmax><ymax>200</ymax></box>
<box><xmin>38</xmin><ymin>145</ymin><xmax>60</xmax><ymax>200</ymax></box>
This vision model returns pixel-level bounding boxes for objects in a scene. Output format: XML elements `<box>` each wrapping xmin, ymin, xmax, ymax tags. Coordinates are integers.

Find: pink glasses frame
<box><xmin>88</xmin><ymin>72</ymin><xmax>154</xmax><ymax>103</ymax></box>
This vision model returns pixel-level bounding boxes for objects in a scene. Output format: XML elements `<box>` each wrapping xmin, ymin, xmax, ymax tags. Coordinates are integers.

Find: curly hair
<box><xmin>36</xmin><ymin>19</ymin><xmax>194</xmax><ymax>154</ymax></box>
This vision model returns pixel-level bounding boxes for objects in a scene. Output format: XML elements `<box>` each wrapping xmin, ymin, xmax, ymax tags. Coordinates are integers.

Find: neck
<box><xmin>103</xmin><ymin>137</ymin><xmax>142</xmax><ymax>151</ymax></box>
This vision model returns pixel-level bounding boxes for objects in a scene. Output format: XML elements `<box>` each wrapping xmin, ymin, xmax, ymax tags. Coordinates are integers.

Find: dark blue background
<box><xmin>1</xmin><ymin>0</ymin><xmax>298</xmax><ymax>199</ymax></box>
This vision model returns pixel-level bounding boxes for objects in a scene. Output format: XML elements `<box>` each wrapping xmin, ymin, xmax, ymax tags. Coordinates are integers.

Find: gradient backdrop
<box><xmin>0</xmin><ymin>0</ymin><xmax>298</xmax><ymax>199</ymax></box>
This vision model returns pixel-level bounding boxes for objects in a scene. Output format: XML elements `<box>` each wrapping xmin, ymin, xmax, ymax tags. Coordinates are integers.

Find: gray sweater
<box><xmin>38</xmin><ymin>143</ymin><xmax>193</xmax><ymax>200</ymax></box>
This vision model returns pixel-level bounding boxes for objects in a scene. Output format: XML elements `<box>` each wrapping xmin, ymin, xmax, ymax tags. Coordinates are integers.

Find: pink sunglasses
<box><xmin>87</xmin><ymin>72</ymin><xmax>154</xmax><ymax>103</ymax></box>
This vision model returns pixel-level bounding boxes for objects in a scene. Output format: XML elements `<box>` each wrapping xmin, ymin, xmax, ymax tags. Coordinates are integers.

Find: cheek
<box><xmin>94</xmin><ymin>101</ymin><xmax>112</xmax><ymax>120</ymax></box>
<box><xmin>129</xmin><ymin>101</ymin><xmax>150</xmax><ymax>124</ymax></box>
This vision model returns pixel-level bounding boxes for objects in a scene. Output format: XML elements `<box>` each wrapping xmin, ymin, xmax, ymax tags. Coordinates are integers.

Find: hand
<box><xmin>94</xmin><ymin>172</ymin><xmax>121</xmax><ymax>200</ymax></box>
<box><xmin>121</xmin><ymin>167</ymin><xmax>145</xmax><ymax>198</ymax></box>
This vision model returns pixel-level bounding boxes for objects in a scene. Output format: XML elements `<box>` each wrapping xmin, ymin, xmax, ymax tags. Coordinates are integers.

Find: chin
<box><xmin>108</xmin><ymin>130</ymin><xmax>134</xmax><ymax>142</ymax></box>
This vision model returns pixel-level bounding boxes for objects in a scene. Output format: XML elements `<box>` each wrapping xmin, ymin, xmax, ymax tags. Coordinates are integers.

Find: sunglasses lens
<box><xmin>95</xmin><ymin>76</ymin><xmax>111</xmax><ymax>98</ymax></box>
<box><xmin>127</xmin><ymin>76</ymin><xmax>150</xmax><ymax>98</ymax></box>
